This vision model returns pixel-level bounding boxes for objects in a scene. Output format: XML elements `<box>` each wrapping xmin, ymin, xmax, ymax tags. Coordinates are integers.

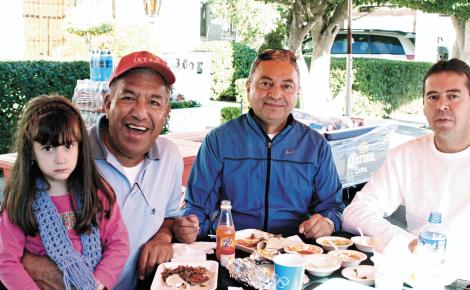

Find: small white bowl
<box><xmin>304</xmin><ymin>254</ymin><xmax>342</xmax><ymax>277</ymax></box>
<box><xmin>342</xmin><ymin>265</ymin><xmax>375</xmax><ymax>286</ymax></box>
<box><xmin>327</xmin><ymin>249</ymin><xmax>367</xmax><ymax>267</ymax></box>
<box><xmin>316</xmin><ymin>236</ymin><xmax>353</xmax><ymax>251</ymax></box>
<box><xmin>284</xmin><ymin>243</ymin><xmax>323</xmax><ymax>256</ymax></box>
<box><xmin>351</xmin><ymin>236</ymin><xmax>380</xmax><ymax>253</ymax></box>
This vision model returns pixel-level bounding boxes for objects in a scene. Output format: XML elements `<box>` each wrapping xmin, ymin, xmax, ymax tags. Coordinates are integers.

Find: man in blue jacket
<box><xmin>173</xmin><ymin>49</ymin><xmax>344</xmax><ymax>243</ymax></box>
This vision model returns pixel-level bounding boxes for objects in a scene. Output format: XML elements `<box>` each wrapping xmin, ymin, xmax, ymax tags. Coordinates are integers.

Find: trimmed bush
<box><xmin>0</xmin><ymin>61</ymin><xmax>89</xmax><ymax>153</ymax></box>
<box><xmin>0</xmin><ymin>61</ymin><xmax>204</xmax><ymax>153</ymax></box>
<box><xmin>170</xmin><ymin>100</ymin><xmax>201</xmax><ymax>109</ymax></box>
<box><xmin>220</xmin><ymin>107</ymin><xmax>241</xmax><ymax>123</ymax></box>
<box><xmin>310</xmin><ymin>57</ymin><xmax>432</xmax><ymax>117</ymax></box>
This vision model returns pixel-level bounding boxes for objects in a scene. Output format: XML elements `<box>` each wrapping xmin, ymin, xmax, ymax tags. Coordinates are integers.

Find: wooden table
<box><xmin>0</xmin><ymin>135</ymin><xmax>203</xmax><ymax>188</ymax></box>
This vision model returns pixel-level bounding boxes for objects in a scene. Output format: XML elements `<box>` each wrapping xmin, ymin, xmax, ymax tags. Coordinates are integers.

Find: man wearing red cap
<box><xmin>21</xmin><ymin>51</ymin><xmax>183</xmax><ymax>290</ymax></box>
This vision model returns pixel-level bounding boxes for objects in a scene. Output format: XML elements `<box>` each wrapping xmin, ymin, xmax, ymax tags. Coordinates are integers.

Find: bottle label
<box><xmin>419</xmin><ymin>235</ymin><xmax>447</xmax><ymax>252</ymax></box>
<box><xmin>219</xmin><ymin>236</ymin><xmax>235</xmax><ymax>255</ymax></box>
<box><xmin>220</xmin><ymin>253</ymin><xmax>235</xmax><ymax>268</ymax></box>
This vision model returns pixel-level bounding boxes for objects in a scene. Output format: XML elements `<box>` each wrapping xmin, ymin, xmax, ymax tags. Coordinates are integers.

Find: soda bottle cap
<box><xmin>221</xmin><ymin>200</ymin><xmax>231</xmax><ymax>209</ymax></box>
<box><xmin>428</xmin><ymin>212</ymin><xmax>442</xmax><ymax>223</ymax></box>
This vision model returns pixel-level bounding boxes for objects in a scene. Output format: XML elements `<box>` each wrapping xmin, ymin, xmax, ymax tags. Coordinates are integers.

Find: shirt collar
<box><xmin>89</xmin><ymin>116</ymin><xmax>160</xmax><ymax>161</ymax></box>
<box><xmin>247</xmin><ymin>108</ymin><xmax>294</xmax><ymax>136</ymax></box>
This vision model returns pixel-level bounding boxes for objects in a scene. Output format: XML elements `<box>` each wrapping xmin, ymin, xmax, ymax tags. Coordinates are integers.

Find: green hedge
<box><xmin>220</xmin><ymin>107</ymin><xmax>241</xmax><ymax>124</ymax></box>
<box><xmin>0</xmin><ymin>61</ymin><xmax>89</xmax><ymax>154</ymax></box>
<box><xmin>0</xmin><ymin>61</ymin><xmax>203</xmax><ymax>154</ymax></box>
<box><xmin>330</xmin><ymin>58</ymin><xmax>432</xmax><ymax>116</ymax></box>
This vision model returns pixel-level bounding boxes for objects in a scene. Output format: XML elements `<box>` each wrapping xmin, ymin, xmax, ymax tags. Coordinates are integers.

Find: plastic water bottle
<box><xmin>417</xmin><ymin>212</ymin><xmax>447</xmax><ymax>281</ymax></box>
<box><xmin>103</xmin><ymin>50</ymin><xmax>113</xmax><ymax>81</ymax></box>
<box><xmin>89</xmin><ymin>50</ymin><xmax>97</xmax><ymax>80</ymax></box>
<box><xmin>98</xmin><ymin>49</ymin><xmax>106</xmax><ymax>81</ymax></box>
<box><xmin>216</xmin><ymin>200</ymin><xmax>236</xmax><ymax>268</ymax></box>
<box><xmin>72</xmin><ymin>79</ymin><xmax>107</xmax><ymax>128</ymax></box>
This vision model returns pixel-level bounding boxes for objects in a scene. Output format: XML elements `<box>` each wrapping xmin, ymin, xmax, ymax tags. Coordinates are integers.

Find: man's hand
<box><xmin>173</xmin><ymin>215</ymin><xmax>199</xmax><ymax>244</ymax></box>
<box><xmin>299</xmin><ymin>214</ymin><xmax>335</xmax><ymax>239</ymax></box>
<box><xmin>408</xmin><ymin>238</ymin><xmax>419</xmax><ymax>253</ymax></box>
<box><xmin>137</xmin><ymin>219</ymin><xmax>175</xmax><ymax>280</ymax></box>
<box><xmin>21</xmin><ymin>251</ymin><xmax>64</xmax><ymax>290</ymax></box>
<box><xmin>137</xmin><ymin>238</ymin><xmax>173</xmax><ymax>280</ymax></box>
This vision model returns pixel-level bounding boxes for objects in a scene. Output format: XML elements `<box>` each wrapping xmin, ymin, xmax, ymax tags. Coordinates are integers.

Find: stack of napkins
<box><xmin>171</xmin><ymin>242</ymin><xmax>216</xmax><ymax>262</ymax></box>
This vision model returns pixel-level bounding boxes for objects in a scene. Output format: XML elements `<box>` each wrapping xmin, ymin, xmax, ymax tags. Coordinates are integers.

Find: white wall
<box><xmin>415</xmin><ymin>12</ymin><xmax>455</xmax><ymax>62</ymax></box>
<box><xmin>157</xmin><ymin>0</ymin><xmax>201</xmax><ymax>53</ymax></box>
<box><xmin>0</xmin><ymin>1</ymin><xmax>25</xmax><ymax>60</ymax></box>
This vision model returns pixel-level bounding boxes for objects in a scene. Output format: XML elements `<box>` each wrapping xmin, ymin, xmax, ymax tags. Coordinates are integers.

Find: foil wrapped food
<box><xmin>227</xmin><ymin>257</ymin><xmax>276</xmax><ymax>290</ymax></box>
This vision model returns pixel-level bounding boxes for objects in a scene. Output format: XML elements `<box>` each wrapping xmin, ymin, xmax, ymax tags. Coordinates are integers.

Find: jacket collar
<box><xmin>247</xmin><ymin>108</ymin><xmax>294</xmax><ymax>138</ymax></box>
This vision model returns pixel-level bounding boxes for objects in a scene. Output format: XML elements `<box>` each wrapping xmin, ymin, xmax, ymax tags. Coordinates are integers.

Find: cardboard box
<box><xmin>329</xmin><ymin>122</ymin><xmax>398</xmax><ymax>188</ymax></box>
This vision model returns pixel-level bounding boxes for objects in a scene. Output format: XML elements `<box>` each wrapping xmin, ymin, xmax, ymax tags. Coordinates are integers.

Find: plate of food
<box><xmin>151</xmin><ymin>260</ymin><xmax>218</xmax><ymax>290</ymax></box>
<box><xmin>235</xmin><ymin>229</ymin><xmax>283</xmax><ymax>253</ymax></box>
<box><xmin>235</xmin><ymin>229</ymin><xmax>272</xmax><ymax>252</ymax></box>
<box><xmin>342</xmin><ymin>265</ymin><xmax>375</xmax><ymax>286</ymax></box>
<box><xmin>327</xmin><ymin>249</ymin><xmax>367</xmax><ymax>267</ymax></box>
<box><xmin>284</xmin><ymin>243</ymin><xmax>323</xmax><ymax>255</ymax></box>
<box><xmin>316</xmin><ymin>236</ymin><xmax>353</xmax><ymax>251</ymax></box>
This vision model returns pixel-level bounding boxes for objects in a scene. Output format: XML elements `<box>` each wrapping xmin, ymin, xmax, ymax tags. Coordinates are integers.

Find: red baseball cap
<box><xmin>109</xmin><ymin>51</ymin><xmax>176</xmax><ymax>85</ymax></box>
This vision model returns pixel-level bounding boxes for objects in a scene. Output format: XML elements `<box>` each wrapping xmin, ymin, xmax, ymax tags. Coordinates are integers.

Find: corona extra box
<box><xmin>328</xmin><ymin>121</ymin><xmax>398</xmax><ymax>188</ymax></box>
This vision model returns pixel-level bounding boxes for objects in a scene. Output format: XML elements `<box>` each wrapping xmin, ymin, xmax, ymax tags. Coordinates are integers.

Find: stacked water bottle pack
<box><xmin>90</xmin><ymin>49</ymin><xmax>113</xmax><ymax>82</ymax></box>
<box><xmin>72</xmin><ymin>49</ymin><xmax>113</xmax><ymax>128</ymax></box>
<box><xmin>72</xmin><ymin>79</ymin><xmax>109</xmax><ymax>128</ymax></box>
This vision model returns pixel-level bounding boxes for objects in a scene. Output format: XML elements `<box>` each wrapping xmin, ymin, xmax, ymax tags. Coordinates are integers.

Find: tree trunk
<box><xmin>303</xmin><ymin>30</ymin><xmax>337</xmax><ymax>115</ymax></box>
<box><xmin>283</xmin><ymin>0</ymin><xmax>347</xmax><ymax>114</ymax></box>
<box><xmin>451</xmin><ymin>16</ymin><xmax>470</xmax><ymax>64</ymax></box>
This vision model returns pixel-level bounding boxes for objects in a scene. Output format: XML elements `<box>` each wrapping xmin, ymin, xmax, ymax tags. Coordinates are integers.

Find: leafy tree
<box><xmin>259</xmin><ymin>0</ymin><xmax>373</xmax><ymax>112</ymax></box>
<box><xmin>65</xmin><ymin>4</ymin><xmax>114</xmax><ymax>51</ymax></box>
<box><xmin>258</xmin><ymin>0</ymin><xmax>470</xmax><ymax>113</ymax></box>
<box><xmin>67</xmin><ymin>23</ymin><xmax>113</xmax><ymax>51</ymax></box>
<box><xmin>209</xmin><ymin>0</ymin><xmax>281</xmax><ymax>48</ymax></box>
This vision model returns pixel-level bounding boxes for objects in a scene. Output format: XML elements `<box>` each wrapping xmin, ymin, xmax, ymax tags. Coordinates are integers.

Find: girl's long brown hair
<box><xmin>0</xmin><ymin>95</ymin><xmax>115</xmax><ymax>236</ymax></box>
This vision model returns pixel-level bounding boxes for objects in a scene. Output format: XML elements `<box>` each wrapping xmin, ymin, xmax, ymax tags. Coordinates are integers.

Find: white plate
<box><xmin>315</xmin><ymin>278</ymin><xmax>374</xmax><ymax>289</ymax></box>
<box><xmin>151</xmin><ymin>260</ymin><xmax>219</xmax><ymax>290</ymax></box>
<box><xmin>316</xmin><ymin>236</ymin><xmax>353</xmax><ymax>251</ymax></box>
<box><xmin>342</xmin><ymin>265</ymin><xmax>375</xmax><ymax>286</ymax></box>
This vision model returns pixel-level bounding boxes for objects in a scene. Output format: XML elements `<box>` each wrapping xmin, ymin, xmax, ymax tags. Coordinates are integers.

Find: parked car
<box><xmin>302</xmin><ymin>29</ymin><xmax>416</xmax><ymax>60</ymax></box>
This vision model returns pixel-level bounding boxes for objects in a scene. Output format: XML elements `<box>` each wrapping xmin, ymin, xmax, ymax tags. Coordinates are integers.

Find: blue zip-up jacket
<box><xmin>181</xmin><ymin>109</ymin><xmax>344</xmax><ymax>237</ymax></box>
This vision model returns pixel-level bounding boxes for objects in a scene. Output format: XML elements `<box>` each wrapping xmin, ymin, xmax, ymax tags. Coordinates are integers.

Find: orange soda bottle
<box><xmin>216</xmin><ymin>200</ymin><xmax>235</xmax><ymax>267</ymax></box>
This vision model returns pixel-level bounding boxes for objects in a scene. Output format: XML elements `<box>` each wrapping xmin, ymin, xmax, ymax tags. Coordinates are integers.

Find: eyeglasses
<box><xmin>257</xmin><ymin>48</ymin><xmax>297</xmax><ymax>62</ymax></box>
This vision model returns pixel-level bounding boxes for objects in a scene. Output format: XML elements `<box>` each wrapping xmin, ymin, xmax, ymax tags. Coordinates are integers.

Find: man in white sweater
<box><xmin>342</xmin><ymin>58</ymin><xmax>470</xmax><ymax>276</ymax></box>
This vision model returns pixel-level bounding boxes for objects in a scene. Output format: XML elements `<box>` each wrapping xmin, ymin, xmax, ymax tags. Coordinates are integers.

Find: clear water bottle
<box><xmin>98</xmin><ymin>49</ymin><xmax>106</xmax><ymax>81</ymax></box>
<box><xmin>417</xmin><ymin>212</ymin><xmax>447</xmax><ymax>278</ymax></box>
<box><xmin>89</xmin><ymin>50</ymin><xmax>97</xmax><ymax>80</ymax></box>
<box><xmin>72</xmin><ymin>79</ymin><xmax>107</xmax><ymax>128</ymax></box>
<box><xmin>216</xmin><ymin>200</ymin><xmax>235</xmax><ymax>268</ymax></box>
<box><xmin>103</xmin><ymin>50</ymin><xmax>113</xmax><ymax>81</ymax></box>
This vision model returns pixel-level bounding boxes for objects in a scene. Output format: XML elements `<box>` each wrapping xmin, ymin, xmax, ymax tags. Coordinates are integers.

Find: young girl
<box><xmin>0</xmin><ymin>95</ymin><xmax>129</xmax><ymax>290</ymax></box>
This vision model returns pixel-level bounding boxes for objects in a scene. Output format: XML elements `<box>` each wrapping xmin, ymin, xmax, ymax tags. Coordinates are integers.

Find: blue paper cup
<box><xmin>273</xmin><ymin>253</ymin><xmax>306</xmax><ymax>290</ymax></box>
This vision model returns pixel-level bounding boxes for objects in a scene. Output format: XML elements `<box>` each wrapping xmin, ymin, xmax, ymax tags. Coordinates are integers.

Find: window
<box><xmin>370</xmin><ymin>35</ymin><xmax>405</xmax><ymax>55</ymax></box>
<box><xmin>352</xmin><ymin>35</ymin><xmax>371</xmax><ymax>54</ymax></box>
